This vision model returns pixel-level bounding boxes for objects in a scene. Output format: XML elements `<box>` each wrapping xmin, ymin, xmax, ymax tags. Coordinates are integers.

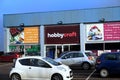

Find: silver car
<box><xmin>55</xmin><ymin>51</ymin><xmax>95</xmax><ymax>70</ymax></box>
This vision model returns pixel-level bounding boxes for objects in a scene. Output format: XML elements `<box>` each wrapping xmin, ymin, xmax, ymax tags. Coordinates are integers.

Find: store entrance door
<box><xmin>46</xmin><ymin>46</ymin><xmax>55</xmax><ymax>59</ymax></box>
<box><xmin>46</xmin><ymin>45</ymin><xmax>65</xmax><ymax>59</ymax></box>
<box><xmin>56</xmin><ymin>46</ymin><xmax>62</xmax><ymax>58</ymax></box>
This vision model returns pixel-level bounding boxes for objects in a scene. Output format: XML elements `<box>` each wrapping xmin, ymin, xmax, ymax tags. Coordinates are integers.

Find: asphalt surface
<box><xmin>0</xmin><ymin>62</ymin><xmax>120</xmax><ymax>80</ymax></box>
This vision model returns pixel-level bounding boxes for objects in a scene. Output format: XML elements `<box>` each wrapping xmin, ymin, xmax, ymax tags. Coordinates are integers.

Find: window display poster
<box><xmin>86</xmin><ymin>23</ymin><xmax>104</xmax><ymax>41</ymax></box>
<box><xmin>9</xmin><ymin>27</ymin><xmax>39</xmax><ymax>44</ymax></box>
<box><xmin>104</xmin><ymin>22</ymin><xmax>120</xmax><ymax>41</ymax></box>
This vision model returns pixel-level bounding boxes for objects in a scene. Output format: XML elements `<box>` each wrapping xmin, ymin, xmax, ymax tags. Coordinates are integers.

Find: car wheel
<box><xmin>52</xmin><ymin>74</ymin><xmax>63</xmax><ymax>80</ymax></box>
<box><xmin>100</xmin><ymin>68</ymin><xmax>109</xmax><ymax>78</ymax></box>
<box><xmin>11</xmin><ymin>74</ymin><xmax>21</xmax><ymax>80</ymax></box>
<box><xmin>82</xmin><ymin>63</ymin><xmax>90</xmax><ymax>70</ymax></box>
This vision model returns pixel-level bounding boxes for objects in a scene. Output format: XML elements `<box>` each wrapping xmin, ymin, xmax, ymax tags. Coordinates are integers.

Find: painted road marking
<box><xmin>85</xmin><ymin>69</ymin><xmax>96</xmax><ymax>80</ymax></box>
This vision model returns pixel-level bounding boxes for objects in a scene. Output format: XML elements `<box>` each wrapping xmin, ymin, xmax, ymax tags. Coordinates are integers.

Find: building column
<box><xmin>4</xmin><ymin>28</ymin><xmax>10</xmax><ymax>52</ymax></box>
<box><xmin>40</xmin><ymin>25</ymin><xmax>45</xmax><ymax>57</ymax></box>
<box><xmin>80</xmin><ymin>23</ymin><xmax>86</xmax><ymax>52</ymax></box>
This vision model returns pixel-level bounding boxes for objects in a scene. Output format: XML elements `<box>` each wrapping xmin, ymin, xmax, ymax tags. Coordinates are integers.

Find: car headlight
<box><xmin>57</xmin><ymin>67</ymin><xmax>67</xmax><ymax>72</ymax></box>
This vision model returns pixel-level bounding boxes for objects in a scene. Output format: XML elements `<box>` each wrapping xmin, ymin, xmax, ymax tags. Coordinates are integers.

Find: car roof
<box><xmin>59</xmin><ymin>51</ymin><xmax>83</xmax><ymax>57</ymax></box>
<box><xmin>17</xmin><ymin>56</ymin><xmax>44</xmax><ymax>60</ymax></box>
<box><xmin>101</xmin><ymin>52</ymin><xmax>120</xmax><ymax>56</ymax></box>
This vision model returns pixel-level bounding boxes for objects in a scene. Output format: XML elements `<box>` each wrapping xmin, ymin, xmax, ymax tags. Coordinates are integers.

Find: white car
<box><xmin>9</xmin><ymin>56</ymin><xmax>73</xmax><ymax>80</ymax></box>
<box><xmin>55</xmin><ymin>51</ymin><xmax>95</xmax><ymax>70</ymax></box>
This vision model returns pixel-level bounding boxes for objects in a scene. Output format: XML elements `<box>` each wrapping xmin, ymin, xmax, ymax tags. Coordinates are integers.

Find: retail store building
<box><xmin>3</xmin><ymin>6</ymin><xmax>120</xmax><ymax>58</ymax></box>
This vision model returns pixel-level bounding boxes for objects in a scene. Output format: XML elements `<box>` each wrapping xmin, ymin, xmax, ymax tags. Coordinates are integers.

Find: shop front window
<box><xmin>9</xmin><ymin>45</ymin><xmax>40</xmax><ymax>56</ymax></box>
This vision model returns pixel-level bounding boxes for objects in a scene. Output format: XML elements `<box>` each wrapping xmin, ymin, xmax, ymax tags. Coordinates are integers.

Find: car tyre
<box><xmin>11</xmin><ymin>74</ymin><xmax>21</xmax><ymax>80</ymax></box>
<box><xmin>82</xmin><ymin>63</ymin><xmax>90</xmax><ymax>70</ymax></box>
<box><xmin>100</xmin><ymin>68</ymin><xmax>109</xmax><ymax>78</ymax></box>
<box><xmin>52</xmin><ymin>74</ymin><xmax>63</xmax><ymax>80</ymax></box>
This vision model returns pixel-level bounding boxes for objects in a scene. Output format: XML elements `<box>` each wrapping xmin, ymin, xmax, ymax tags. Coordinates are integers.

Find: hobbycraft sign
<box><xmin>45</xmin><ymin>25</ymin><xmax>80</xmax><ymax>44</ymax></box>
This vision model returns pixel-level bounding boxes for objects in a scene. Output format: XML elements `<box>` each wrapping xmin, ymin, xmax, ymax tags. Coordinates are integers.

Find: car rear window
<box><xmin>19</xmin><ymin>59</ymin><xmax>31</xmax><ymax>66</ymax></box>
<box><xmin>105</xmin><ymin>54</ymin><xmax>117</xmax><ymax>60</ymax></box>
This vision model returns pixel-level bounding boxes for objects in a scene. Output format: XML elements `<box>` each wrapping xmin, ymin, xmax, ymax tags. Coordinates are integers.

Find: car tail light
<box><xmin>16</xmin><ymin>54</ymin><xmax>20</xmax><ymax>58</ymax></box>
<box><xmin>96</xmin><ymin>59</ymin><xmax>101</xmax><ymax>64</ymax></box>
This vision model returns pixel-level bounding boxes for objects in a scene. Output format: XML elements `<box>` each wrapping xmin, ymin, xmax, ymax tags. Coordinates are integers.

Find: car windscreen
<box><xmin>43</xmin><ymin>57</ymin><xmax>61</xmax><ymax>66</ymax></box>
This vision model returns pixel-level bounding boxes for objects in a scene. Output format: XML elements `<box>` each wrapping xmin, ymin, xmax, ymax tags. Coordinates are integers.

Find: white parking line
<box><xmin>85</xmin><ymin>69</ymin><xmax>96</xmax><ymax>80</ymax></box>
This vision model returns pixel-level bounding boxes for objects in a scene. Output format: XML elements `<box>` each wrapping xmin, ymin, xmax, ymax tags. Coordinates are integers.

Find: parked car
<box><xmin>0</xmin><ymin>51</ymin><xmax>4</xmax><ymax>56</ymax></box>
<box><xmin>0</xmin><ymin>52</ymin><xmax>21</xmax><ymax>62</ymax></box>
<box><xmin>95</xmin><ymin>52</ymin><xmax>120</xmax><ymax>78</ymax></box>
<box><xmin>9</xmin><ymin>56</ymin><xmax>73</xmax><ymax>80</ymax></box>
<box><xmin>55</xmin><ymin>51</ymin><xmax>95</xmax><ymax>70</ymax></box>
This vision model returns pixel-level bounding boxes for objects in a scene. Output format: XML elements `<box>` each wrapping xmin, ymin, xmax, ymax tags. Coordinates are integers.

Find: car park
<box><xmin>55</xmin><ymin>51</ymin><xmax>95</xmax><ymax>70</ymax></box>
<box><xmin>95</xmin><ymin>52</ymin><xmax>120</xmax><ymax>78</ymax></box>
<box><xmin>0</xmin><ymin>52</ymin><xmax>21</xmax><ymax>62</ymax></box>
<box><xmin>9</xmin><ymin>56</ymin><xmax>73</xmax><ymax>80</ymax></box>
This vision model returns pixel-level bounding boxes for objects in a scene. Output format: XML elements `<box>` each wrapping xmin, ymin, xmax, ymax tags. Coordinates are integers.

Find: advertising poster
<box><xmin>86</xmin><ymin>23</ymin><xmax>104</xmax><ymax>41</ymax></box>
<box><xmin>24</xmin><ymin>27</ymin><xmax>39</xmax><ymax>43</ymax></box>
<box><xmin>10</xmin><ymin>27</ymin><xmax>24</xmax><ymax>44</ymax></box>
<box><xmin>104</xmin><ymin>22</ymin><xmax>120</xmax><ymax>41</ymax></box>
<box><xmin>9</xmin><ymin>27</ymin><xmax>39</xmax><ymax>44</ymax></box>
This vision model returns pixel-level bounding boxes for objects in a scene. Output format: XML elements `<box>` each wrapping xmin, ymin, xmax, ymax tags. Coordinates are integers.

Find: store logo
<box><xmin>47</xmin><ymin>32</ymin><xmax>77</xmax><ymax>39</ymax></box>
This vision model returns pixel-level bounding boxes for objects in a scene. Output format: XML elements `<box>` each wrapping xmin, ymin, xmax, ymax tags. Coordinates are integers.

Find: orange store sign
<box><xmin>24</xmin><ymin>27</ymin><xmax>39</xmax><ymax>43</ymax></box>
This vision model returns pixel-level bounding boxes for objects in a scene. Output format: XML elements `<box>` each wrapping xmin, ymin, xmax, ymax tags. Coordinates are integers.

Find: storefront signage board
<box><xmin>86</xmin><ymin>22</ymin><xmax>120</xmax><ymax>42</ymax></box>
<box><xmin>45</xmin><ymin>25</ymin><xmax>80</xmax><ymax>44</ymax></box>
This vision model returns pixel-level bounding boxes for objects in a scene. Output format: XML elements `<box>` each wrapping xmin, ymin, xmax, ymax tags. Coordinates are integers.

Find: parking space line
<box><xmin>85</xmin><ymin>69</ymin><xmax>96</xmax><ymax>80</ymax></box>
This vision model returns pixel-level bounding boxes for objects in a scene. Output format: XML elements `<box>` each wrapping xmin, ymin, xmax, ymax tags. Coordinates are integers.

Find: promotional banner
<box><xmin>86</xmin><ymin>23</ymin><xmax>104</xmax><ymax>41</ymax></box>
<box><xmin>10</xmin><ymin>27</ymin><xmax>24</xmax><ymax>44</ymax></box>
<box><xmin>9</xmin><ymin>27</ymin><xmax>39</xmax><ymax>44</ymax></box>
<box><xmin>45</xmin><ymin>25</ymin><xmax>80</xmax><ymax>44</ymax></box>
<box><xmin>24</xmin><ymin>27</ymin><xmax>39</xmax><ymax>43</ymax></box>
<box><xmin>104</xmin><ymin>22</ymin><xmax>120</xmax><ymax>41</ymax></box>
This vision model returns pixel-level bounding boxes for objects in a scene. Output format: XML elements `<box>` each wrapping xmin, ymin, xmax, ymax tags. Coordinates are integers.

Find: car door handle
<box><xmin>29</xmin><ymin>67</ymin><xmax>31</xmax><ymax>69</ymax></box>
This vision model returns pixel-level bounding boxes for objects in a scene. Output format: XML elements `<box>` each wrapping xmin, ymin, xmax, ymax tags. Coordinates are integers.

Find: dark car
<box><xmin>0</xmin><ymin>52</ymin><xmax>21</xmax><ymax>62</ymax></box>
<box><xmin>95</xmin><ymin>52</ymin><xmax>120</xmax><ymax>78</ymax></box>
